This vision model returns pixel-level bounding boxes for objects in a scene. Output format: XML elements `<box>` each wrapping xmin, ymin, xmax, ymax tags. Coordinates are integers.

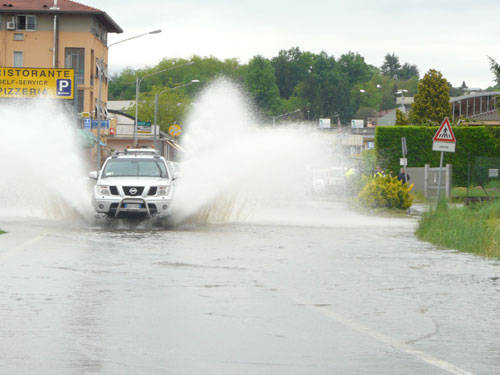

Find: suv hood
<box><xmin>98</xmin><ymin>177</ymin><xmax>171</xmax><ymax>186</ymax></box>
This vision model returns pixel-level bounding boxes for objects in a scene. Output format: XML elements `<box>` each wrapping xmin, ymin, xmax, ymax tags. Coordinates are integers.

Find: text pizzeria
<box><xmin>0</xmin><ymin>87</ymin><xmax>49</xmax><ymax>96</ymax></box>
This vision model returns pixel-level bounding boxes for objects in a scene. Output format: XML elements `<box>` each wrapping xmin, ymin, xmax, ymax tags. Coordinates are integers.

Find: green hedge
<box><xmin>375</xmin><ymin>126</ymin><xmax>500</xmax><ymax>186</ymax></box>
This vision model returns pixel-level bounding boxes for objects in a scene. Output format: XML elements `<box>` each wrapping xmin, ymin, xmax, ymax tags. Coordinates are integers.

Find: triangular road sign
<box><xmin>433</xmin><ymin>117</ymin><xmax>456</xmax><ymax>142</ymax></box>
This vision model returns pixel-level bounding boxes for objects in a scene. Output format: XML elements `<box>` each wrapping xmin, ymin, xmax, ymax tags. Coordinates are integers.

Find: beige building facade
<box><xmin>0</xmin><ymin>0</ymin><xmax>122</xmax><ymax>115</ymax></box>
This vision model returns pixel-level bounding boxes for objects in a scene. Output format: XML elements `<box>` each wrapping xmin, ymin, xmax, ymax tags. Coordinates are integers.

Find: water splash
<box><xmin>0</xmin><ymin>100</ymin><xmax>92</xmax><ymax>220</ymax></box>
<box><xmin>171</xmin><ymin>79</ymin><xmax>333</xmax><ymax>224</ymax></box>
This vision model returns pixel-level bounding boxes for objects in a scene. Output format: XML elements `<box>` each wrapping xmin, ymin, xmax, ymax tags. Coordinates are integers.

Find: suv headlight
<box><xmin>97</xmin><ymin>185</ymin><xmax>111</xmax><ymax>196</ymax></box>
<box><xmin>158</xmin><ymin>185</ymin><xmax>171</xmax><ymax>196</ymax></box>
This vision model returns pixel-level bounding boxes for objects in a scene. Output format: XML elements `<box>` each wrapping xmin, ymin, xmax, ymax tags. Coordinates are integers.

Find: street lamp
<box><xmin>134</xmin><ymin>60</ymin><xmax>195</xmax><ymax>146</ymax></box>
<box><xmin>272</xmin><ymin>108</ymin><xmax>300</xmax><ymax>125</ymax></box>
<box><xmin>107</xmin><ymin>29</ymin><xmax>162</xmax><ymax>48</ymax></box>
<box><xmin>153</xmin><ymin>79</ymin><xmax>200</xmax><ymax>149</ymax></box>
<box><xmin>360</xmin><ymin>84</ymin><xmax>382</xmax><ymax>94</ymax></box>
<box><xmin>94</xmin><ymin>29</ymin><xmax>162</xmax><ymax>171</ymax></box>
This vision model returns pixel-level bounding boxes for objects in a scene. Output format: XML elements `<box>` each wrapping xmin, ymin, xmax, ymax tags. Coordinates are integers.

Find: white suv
<box><xmin>90</xmin><ymin>149</ymin><xmax>176</xmax><ymax>218</ymax></box>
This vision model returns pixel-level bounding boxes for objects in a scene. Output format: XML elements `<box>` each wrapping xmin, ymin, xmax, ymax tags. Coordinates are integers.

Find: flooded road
<box><xmin>0</xmin><ymin>200</ymin><xmax>498</xmax><ymax>374</ymax></box>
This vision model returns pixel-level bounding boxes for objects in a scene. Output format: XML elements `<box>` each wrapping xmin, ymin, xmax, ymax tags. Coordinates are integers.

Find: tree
<box><xmin>355</xmin><ymin>106</ymin><xmax>376</xmax><ymax>120</ymax></box>
<box><xmin>408</xmin><ymin>69</ymin><xmax>451</xmax><ymax>125</ymax></box>
<box><xmin>395</xmin><ymin>109</ymin><xmax>408</xmax><ymax>125</ymax></box>
<box><xmin>108</xmin><ymin>56</ymin><xmax>241</xmax><ymax>100</ymax></box>
<box><xmin>243</xmin><ymin>55</ymin><xmax>281</xmax><ymax>115</ymax></box>
<box><xmin>271</xmin><ymin>47</ymin><xmax>315</xmax><ymax>99</ymax></box>
<box><xmin>398</xmin><ymin>63</ymin><xmax>419</xmax><ymax>80</ymax></box>
<box><xmin>381</xmin><ymin>53</ymin><xmax>401</xmax><ymax>79</ymax></box>
<box><xmin>395</xmin><ymin>76</ymin><xmax>419</xmax><ymax>96</ymax></box>
<box><xmin>338</xmin><ymin>51</ymin><xmax>372</xmax><ymax>85</ymax></box>
<box><xmin>109</xmin><ymin>68</ymin><xmax>136</xmax><ymax>99</ymax></box>
<box><xmin>299</xmin><ymin>52</ymin><xmax>352</xmax><ymax>121</ymax></box>
<box><xmin>488</xmin><ymin>56</ymin><xmax>500</xmax><ymax>86</ymax></box>
<box><xmin>129</xmin><ymin>87</ymin><xmax>190</xmax><ymax>132</ymax></box>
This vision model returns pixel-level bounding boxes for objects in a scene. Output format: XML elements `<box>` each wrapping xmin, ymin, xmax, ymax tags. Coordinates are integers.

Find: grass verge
<box><xmin>416</xmin><ymin>199</ymin><xmax>500</xmax><ymax>258</ymax></box>
<box><xmin>452</xmin><ymin>180</ymin><xmax>500</xmax><ymax>199</ymax></box>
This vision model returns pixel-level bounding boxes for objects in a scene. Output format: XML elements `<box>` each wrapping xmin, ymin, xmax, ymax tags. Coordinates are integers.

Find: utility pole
<box><xmin>154</xmin><ymin>92</ymin><xmax>159</xmax><ymax>150</ymax></box>
<box><xmin>96</xmin><ymin>58</ymin><xmax>104</xmax><ymax>171</ymax></box>
<box><xmin>153</xmin><ymin>80</ymin><xmax>199</xmax><ymax>150</ymax></box>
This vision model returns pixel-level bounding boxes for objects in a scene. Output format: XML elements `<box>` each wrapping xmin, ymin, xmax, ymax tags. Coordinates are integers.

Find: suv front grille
<box><xmin>148</xmin><ymin>187</ymin><xmax>157</xmax><ymax>196</ymax></box>
<box><xmin>110</xmin><ymin>186</ymin><xmax>119</xmax><ymax>195</ymax></box>
<box><xmin>123</xmin><ymin>186</ymin><xmax>144</xmax><ymax>196</ymax></box>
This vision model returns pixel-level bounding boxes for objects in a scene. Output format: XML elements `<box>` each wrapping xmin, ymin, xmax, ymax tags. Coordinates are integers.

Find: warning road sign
<box><xmin>168</xmin><ymin>124</ymin><xmax>182</xmax><ymax>137</ymax></box>
<box><xmin>433</xmin><ymin>117</ymin><xmax>456</xmax><ymax>142</ymax></box>
<box><xmin>432</xmin><ymin>117</ymin><xmax>456</xmax><ymax>153</ymax></box>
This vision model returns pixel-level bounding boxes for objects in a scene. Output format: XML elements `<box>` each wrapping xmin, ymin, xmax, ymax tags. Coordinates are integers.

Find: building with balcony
<box><xmin>0</xmin><ymin>0</ymin><xmax>122</xmax><ymax>116</ymax></box>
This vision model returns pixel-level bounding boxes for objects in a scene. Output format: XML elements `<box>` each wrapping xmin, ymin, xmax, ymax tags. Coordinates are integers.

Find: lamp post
<box><xmin>107</xmin><ymin>29</ymin><xmax>161</xmax><ymax>48</ymax></box>
<box><xmin>153</xmin><ymin>79</ymin><xmax>200</xmax><ymax>149</ymax></box>
<box><xmin>94</xmin><ymin>29</ymin><xmax>162</xmax><ymax>170</ymax></box>
<box><xmin>272</xmin><ymin>108</ymin><xmax>301</xmax><ymax>125</ymax></box>
<box><xmin>134</xmin><ymin>60</ymin><xmax>195</xmax><ymax>147</ymax></box>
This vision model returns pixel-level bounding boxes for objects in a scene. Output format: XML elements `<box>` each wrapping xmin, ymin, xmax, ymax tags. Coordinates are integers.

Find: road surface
<box><xmin>0</xmin><ymin>201</ymin><xmax>498</xmax><ymax>374</ymax></box>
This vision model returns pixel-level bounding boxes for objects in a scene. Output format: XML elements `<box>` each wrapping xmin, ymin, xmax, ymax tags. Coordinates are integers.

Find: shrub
<box><xmin>358</xmin><ymin>175</ymin><xmax>414</xmax><ymax>209</ymax></box>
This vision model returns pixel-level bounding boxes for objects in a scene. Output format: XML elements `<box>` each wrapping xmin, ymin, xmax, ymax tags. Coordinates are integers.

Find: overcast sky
<box><xmin>85</xmin><ymin>0</ymin><xmax>499</xmax><ymax>88</ymax></box>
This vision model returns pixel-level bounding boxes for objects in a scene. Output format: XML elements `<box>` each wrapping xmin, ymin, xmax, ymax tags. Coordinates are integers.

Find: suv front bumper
<box><xmin>93</xmin><ymin>196</ymin><xmax>172</xmax><ymax>217</ymax></box>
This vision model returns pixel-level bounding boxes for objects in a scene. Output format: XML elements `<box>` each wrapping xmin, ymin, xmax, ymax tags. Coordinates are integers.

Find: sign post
<box><xmin>432</xmin><ymin>117</ymin><xmax>456</xmax><ymax>200</ymax></box>
<box><xmin>401</xmin><ymin>137</ymin><xmax>408</xmax><ymax>182</ymax></box>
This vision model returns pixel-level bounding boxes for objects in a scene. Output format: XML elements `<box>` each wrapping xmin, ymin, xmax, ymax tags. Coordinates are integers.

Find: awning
<box><xmin>165</xmin><ymin>140</ymin><xmax>185</xmax><ymax>152</ymax></box>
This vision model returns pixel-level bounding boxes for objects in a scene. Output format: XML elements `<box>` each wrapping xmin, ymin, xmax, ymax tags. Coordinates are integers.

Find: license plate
<box><xmin>124</xmin><ymin>203</ymin><xmax>141</xmax><ymax>209</ymax></box>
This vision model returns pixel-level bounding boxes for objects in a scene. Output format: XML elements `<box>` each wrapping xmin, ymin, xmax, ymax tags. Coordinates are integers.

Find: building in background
<box><xmin>107</xmin><ymin>100</ymin><xmax>184</xmax><ymax>160</ymax></box>
<box><xmin>0</xmin><ymin>0</ymin><xmax>122</xmax><ymax>116</ymax></box>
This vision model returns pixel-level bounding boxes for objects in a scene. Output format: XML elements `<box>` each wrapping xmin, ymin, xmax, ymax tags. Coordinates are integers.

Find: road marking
<box><xmin>264</xmin><ymin>282</ymin><xmax>474</xmax><ymax>375</ymax></box>
<box><xmin>307</xmin><ymin>303</ymin><xmax>473</xmax><ymax>375</ymax></box>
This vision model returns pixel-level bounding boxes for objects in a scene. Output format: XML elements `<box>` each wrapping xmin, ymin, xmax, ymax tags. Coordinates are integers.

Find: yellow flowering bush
<box><xmin>358</xmin><ymin>175</ymin><xmax>414</xmax><ymax>209</ymax></box>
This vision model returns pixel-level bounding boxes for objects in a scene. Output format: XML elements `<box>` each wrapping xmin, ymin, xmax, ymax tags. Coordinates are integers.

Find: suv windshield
<box><xmin>102</xmin><ymin>158</ymin><xmax>168</xmax><ymax>178</ymax></box>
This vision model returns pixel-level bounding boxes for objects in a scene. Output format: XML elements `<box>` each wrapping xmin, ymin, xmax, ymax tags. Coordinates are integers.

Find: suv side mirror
<box><xmin>89</xmin><ymin>171</ymin><xmax>98</xmax><ymax>180</ymax></box>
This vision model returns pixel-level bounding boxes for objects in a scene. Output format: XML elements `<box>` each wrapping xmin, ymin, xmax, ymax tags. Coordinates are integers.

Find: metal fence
<box><xmin>466</xmin><ymin>156</ymin><xmax>500</xmax><ymax>196</ymax></box>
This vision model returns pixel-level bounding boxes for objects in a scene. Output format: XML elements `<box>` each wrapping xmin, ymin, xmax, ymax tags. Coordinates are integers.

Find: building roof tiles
<box><xmin>0</xmin><ymin>0</ymin><xmax>122</xmax><ymax>33</ymax></box>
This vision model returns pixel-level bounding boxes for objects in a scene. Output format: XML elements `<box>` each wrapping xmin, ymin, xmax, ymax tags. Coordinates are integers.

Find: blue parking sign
<box><xmin>56</xmin><ymin>79</ymin><xmax>72</xmax><ymax>97</ymax></box>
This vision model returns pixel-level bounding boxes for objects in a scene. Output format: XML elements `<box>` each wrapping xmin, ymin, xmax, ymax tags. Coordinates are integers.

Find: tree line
<box><xmin>108</xmin><ymin>49</ymin><xmax>420</xmax><ymax>130</ymax></box>
<box><xmin>109</xmin><ymin>50</ymin><xmax>499</xmax><ymax>131</ymax></box>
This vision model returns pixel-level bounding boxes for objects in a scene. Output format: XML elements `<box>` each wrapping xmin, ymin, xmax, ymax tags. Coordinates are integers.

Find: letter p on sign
<box><xmin>56</xmin><ymin>79</ymin><xmax>72</xmax><ymax>96</ymax></box>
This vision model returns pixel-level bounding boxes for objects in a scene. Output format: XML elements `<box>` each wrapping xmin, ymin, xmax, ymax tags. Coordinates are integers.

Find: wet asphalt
<box><xmin>0</xmin><ymin>201</ymin><xmax>498</xmax><ymax>374</ymax></box>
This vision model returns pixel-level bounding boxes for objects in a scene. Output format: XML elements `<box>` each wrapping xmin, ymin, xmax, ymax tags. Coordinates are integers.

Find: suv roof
<box><xmin>111</xmin><ymin>149</ymin><xmax>162</xmax><ymax>159</ymax></box>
